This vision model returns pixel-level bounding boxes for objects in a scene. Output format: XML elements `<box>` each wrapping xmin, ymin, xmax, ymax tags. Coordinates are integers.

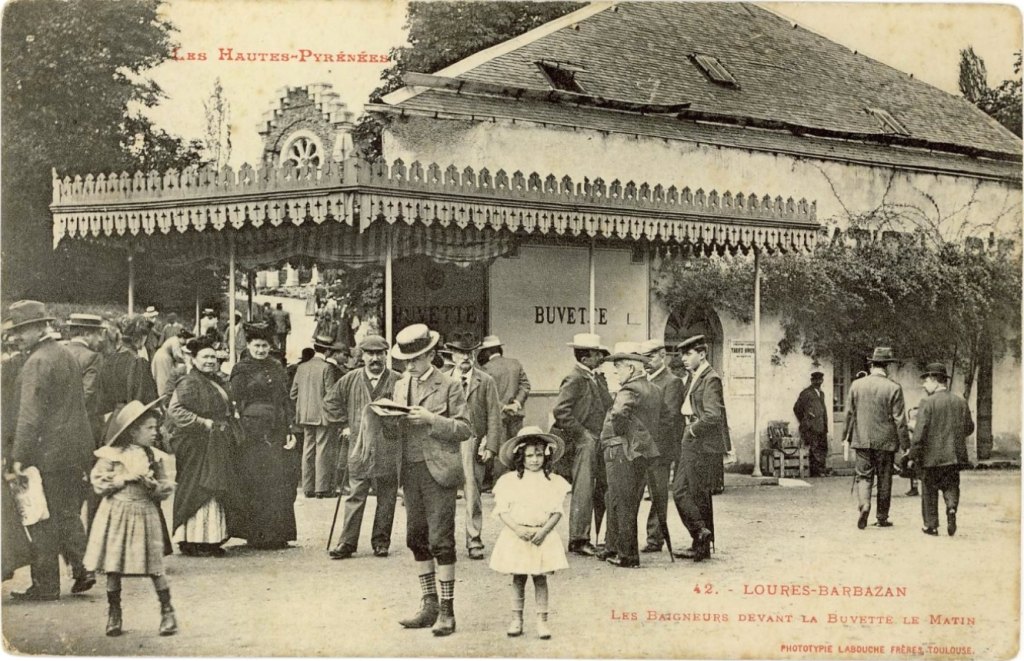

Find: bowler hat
<box><xmin>480</xmin><ymin>335</ymin><xmax>503</xmax><ymax>350</ymax></box>
<box><xmin>603</xmin><ymin>341</ymin><xmax>651</xmax><ymax>365</ymax></box>
<box><xmin>920</xmin><ymin>362</ymin><xmax>949</xmax><ymax>379</ymax></box>
<box><xmin>639</xmin><ymin>339</ymin><xmax>665</xmax><ymax>355</ymax></box>
<box><xmin>567</xmin><ymin>333</ymin><xmax>609</xmax><ymax>354</ymax></box>
<box><xmin>390</xmin><ymin>324</ymin><xmax>440</xmax><ymax>360</ymax></box>
<box><xmin>2</xmin><ymin>300</ymin><xmax>54</xmax><ymax>331</ymax></box>
<box><xmin>104</xmin><ymin>398</ymin><xmax>164</xmax><ymax>447</ymax></box>
<box><xmin>867</xmin><ymin>347</ymin><xmax>897</xmax><ymax>363</ymax></box>
<box><xmin>67</xmin><ymin>313</ymin><xmax>105</xmax><ymax>329</ymax></box>
<box><xmin>313</xmin><ymin>334</ymin><xmax>346</xmax><ymax>352</ymax></box>
<box><xmin>677</xmin><ymin>334</ymin><xmax>707</xmax><ymax>353</ymax></box>
<box><xmin>358</xmin><ymin>334</ymin><xmax>389</xmax><ymax>353</ymax></box>
<box><xmin>498</xmin><ymin>426</ymin><xmax>565</xmax><ymax>468</ymax></box>
<box><xmin>810</xmin><ymin>371</ymin><xmax>825</xmax><ymax>380</ymax></box>
<box><xmin>445</xmin><ymin>332</ymin><xmax>481</xmax><ymax>353</ymax></box>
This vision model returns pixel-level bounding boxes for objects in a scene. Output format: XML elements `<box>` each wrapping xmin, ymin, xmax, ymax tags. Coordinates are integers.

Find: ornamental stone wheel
<box><xmin>280</xmin><ymin>130</ymin><xmax>324</xmax><ymax>169</ymax></box>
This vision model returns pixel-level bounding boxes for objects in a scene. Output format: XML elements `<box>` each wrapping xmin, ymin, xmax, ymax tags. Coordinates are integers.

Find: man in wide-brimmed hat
<box><xmin>443</xmin><ymin>332</ymin><xmax>503</xmax><ymax>561</ymax></box>
<box><xmin>673</xmin><ymin>335</ymin><xmax>729</xmax><ymax>562</ymax></box>
<box><xmin>907</xmin><ymin>363</ymin><xmax>974</xmax><ymax>537</ymax></box>
<box><xmin>551</xmin><ymin>333</ymin><xmax>612</xmax><ymax>557</ymax></box>
<box><xmin>291</xmin><ymin>334</ymin><xmax>347</xmax><ymax>498</ymax></box>
<box><xmin>4</xmin><ymin>301</ymin><xmax>96</xmax><ymax>600</ymax></box>
<box><xmin>843</xmin><ymin>347</ymin><xmax>911</xmax><ymax>530</ymax></box>
<box><xmin>598</xmin><ymin>342</ymin><xmax>663</xmax><ymax>568</ymax></box>
<box><xmin>794</xmin><ymin>371</ymin><xmax>830</xmax><ymax>477</ymax></box>
<box><xmin>324</xmin><ymin>334</ymin><xmax>403</xmax><ymax>560</ymax></box>
<box><xmin>389</xmin><ymin>323</ymin><xmax>471</xmax><ymax>637</ymax></box>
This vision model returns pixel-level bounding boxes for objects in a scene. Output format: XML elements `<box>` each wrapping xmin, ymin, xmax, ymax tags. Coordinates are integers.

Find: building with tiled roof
<box><xmin>372</xmin><ymin>2</ymin><xmax>1022</xmax><ymax>465</ymax></box>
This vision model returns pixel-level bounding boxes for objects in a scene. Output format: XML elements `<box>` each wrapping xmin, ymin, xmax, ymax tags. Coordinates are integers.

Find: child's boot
<box><xmin>157</xmin><ymin>588</ymin><xmax>178</xmax><ymax>636</ymax></box>
<box><xmin>507</xmin><ymin>609</ymin><xmax>524</xmax><ymax>637</ymax></box>
<box><xmin>106</xmin><ymin>591</ymin><xmax>122</xmax><ymax>637</ymax></box>
<box><xmin>536</xmin><ymin>612</ymin><xmax>551</xmax><ymax>640</ymax></box>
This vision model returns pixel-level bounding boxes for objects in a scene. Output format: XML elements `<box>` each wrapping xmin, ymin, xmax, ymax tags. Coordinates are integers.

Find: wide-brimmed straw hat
<box><xmin>498</xmin><ymin>426</ymin><xmax>565</xmax><ymax>468</ymax></box>
<box><xmin>566</xmin><ymin>333</ymin><xmax>609</xmax><ymax>354</ymax></box>
<box><xmin>480</xmin><ymin>335</ymin><xmax>503</xmax><ymax>350</ymax></box>
<box><xmin>2</xmin><ymin>300</ymin><xmax>54</xmax><ymax>332</ymax></box>
<box><xmin>104</xmin><ymin>399</ymin><xmax>164</xmax><ymax>447</ymax></box>
<box><xmin>67</xmin><ymin>313</ymin><xmax>105</xmax><ymax>329</ymax></box>
<box><xmin>390</xmin><ymin>324</ymin><xmax>440</xmax><ymax>360</ymax></box>
<box><xmin>639</xmin><ymin>339</ymin><xmax>665</xmax><ymax>355</ymax></box>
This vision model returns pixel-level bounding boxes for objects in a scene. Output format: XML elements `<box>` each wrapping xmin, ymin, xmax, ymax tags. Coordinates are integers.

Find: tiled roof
<box><xmin>388</xmin><ymin>2</ymin><xmax>1021</xmax><ymax>161</ymax></box>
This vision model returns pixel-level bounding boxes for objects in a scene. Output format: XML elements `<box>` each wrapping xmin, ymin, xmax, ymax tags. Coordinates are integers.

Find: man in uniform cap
<box><xmin>793</xmin><ymin>371</ymin><xmax>830</xmax><ymax>477</ymax></box>
<box><xmin>291</xmin><ymin>335</ymin><xmax>346</xmax><ymax>498</ymax></box>
<box><xmin>389</xmin><ymin>324</ymin><xmax>471</xmax><ymax>636</ymax></box>
<box><xmin>5</xmin><ymin>301</ymin><xmax>95</xmax><ymax>599</ymax></box>
<box><xmin>843</xmin><ymin>347</ymin><xmax>911</xmax><ymax>530</ymax></box>
<box><xmin>324</xmin><ymin>334</ymin><xmax>403</xmax><ymax>559</ymax></box>
<box><xmin>599</xmin><ymin>343</ymin><xmax>663</xmax><ymax>568</ymax></box>
<box><xmin>908</xmin><ymin>363</ymin><xmax>974</xmax><ymax>537</ymax></box>
<box><xmin>444</xmin><ymin>333</ymin><xmax>503</xmax><ymax>560</ymax></box>
<box><xmin>551</xmin><ymin>333</ymin><xmax>612</xmax><ymax>556</ymax></box>
<box><xmin>673</xmin><ymin>335</ymin><xmax>729</xmax><ymax>562</ymax></box>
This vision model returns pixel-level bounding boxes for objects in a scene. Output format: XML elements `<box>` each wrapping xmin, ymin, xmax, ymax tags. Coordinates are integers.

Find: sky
<box><xmin>143</xmin><ymin>1</ymin><xmax>1022</xmax><ymax>168</ymax></box>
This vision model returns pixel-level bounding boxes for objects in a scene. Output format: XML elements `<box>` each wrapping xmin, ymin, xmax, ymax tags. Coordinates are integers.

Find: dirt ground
<box><xmin>2</xmin><ymin>471</ymin><xmax>1019</xmax><ymax>659</ymax></box>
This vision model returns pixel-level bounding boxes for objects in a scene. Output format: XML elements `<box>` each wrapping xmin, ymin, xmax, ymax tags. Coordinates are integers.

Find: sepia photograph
<box><xmin>0</xmin><ymin>0</ymin><xmax>1021</xmax><ymax>658</ymax></box>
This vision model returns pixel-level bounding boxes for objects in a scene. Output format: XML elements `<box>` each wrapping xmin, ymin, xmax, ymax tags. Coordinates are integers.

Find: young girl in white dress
<box><xmin>84</xmin><ymin>399</ymin><xmax>177</xmax><ymax>637</ymax></box>
<box><xmin>489</xmin><ymin>427</ymin><xmax>570</xmax><ymax>640</ymax></box>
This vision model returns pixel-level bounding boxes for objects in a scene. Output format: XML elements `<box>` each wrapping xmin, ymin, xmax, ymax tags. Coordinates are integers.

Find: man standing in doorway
<box><xmin>673</xmin><ymin>335</ymin><xmax>728</xmax><ymax>562</ymax></box>
<box><xmin>551</xmin><ymin>333</ymin><xmax>611</xmax><ymax>557</ymax></box>
<box><xmin>843</xmin><ymin>347</ymin><xmax>911</xmax><ymax>530</ymax></box>
<box><xmin>794</xmin><ymin>371</ymin><xmax>830</xmax><ymax>477</ymax></box>
<box><xmin>444</xmin><ymin>334</ymin><xmax>503</xmax><ymax>560</ymax></box>
<box><xmin>272</xmin><ymin>303</ymin><xmax>292</xmax><ymax>353</ymax></box>
<box><xmin>291</xmin><ymin>335</ymin><xmax>345</xmax><ymax>498</ymax></box>
<box><xmin>390</xmin><ymin>324</ymin><xmax>471</xmax><ymax>637</ymax></box>
<box><xmin>908</xmin><ymin>363</ymin><xmax>973</xmax><ymax>537</ymax></box>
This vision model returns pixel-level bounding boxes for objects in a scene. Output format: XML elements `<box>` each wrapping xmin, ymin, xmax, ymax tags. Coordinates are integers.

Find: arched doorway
<box><xmin>663</xmin><ymin>304</ymin><xmax>724</xmax><ymax>373</ymax></box>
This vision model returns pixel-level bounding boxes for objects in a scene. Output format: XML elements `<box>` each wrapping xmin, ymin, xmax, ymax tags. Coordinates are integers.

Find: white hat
<box><xmin>480</xmin><ymin>335</ymin><xmax>503</xmax><ymax>350</ymax></box>
<box><xmin>639</xmin><ymin>339</ymin><xmax>665</xmax><ymax>354</ymax></box>
<box><xmin>390</xmin><ymin>324</ymin><xmax>440</xmax><ymax>360</ymax></box>
<box><xmin>143</xmin><ymin>306</ymin><xmax>159</xmax><ymax>318</ymax></box>
<box><xmin>566</xmin><ymin>333</ymin><xmax>609</xmax><ymax>354</ymax></box>
<box><xmin>604</xmin><ymin>341</ymin><xmax>651</xmax><ymax>365</ymax></box>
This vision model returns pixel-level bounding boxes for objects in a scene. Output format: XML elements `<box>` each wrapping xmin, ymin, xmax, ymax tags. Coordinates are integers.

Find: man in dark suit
<box><xmin>444</xmin><ymin>334</ymin><xmax>503</xmax><ymax>560</ymax></box>
<box><xmin>908</xmin><ymin>363</ymin><xmax>974</xmax><ymax>537</ymax></box>
<box><xmin>5</xmin><ymin>301</ymin><xmax>95</xmax><ymax>600</ymax></box>
<box><xmin>843</xmin><ymin>347</ymin><xmax>911</xmax><ymax>529</ymax></box>
<box><xmin>324</xmin><ymin>335</ymin><xmax>402</xmax><ymax>559</ymax></box>
<box><xmin>63</xmin><ymin>314</ymin><xmax>107</xmax><ymax>448</ymax></box>
<box><xmin>551</xmin><ymin>333</ymin><xmax>611</xmax><ymax>557</ymax></box>
<box><xmin>673</xmin><ymin>335</ymin><xmax>729</xmax><ymax>562</ymax></box>
<box><xmin>391</xmin><ymin>324</ymin><xmax>471</xmax><ymax>637</ymax></box>
<box><xmin>639</xmin><ymin>339</ymin><xmax>685</xmax><ymax>554</ymax></box>
<box><xmin>599</xmin><ymin>343</ymin><xmax>663</xmax><ymax>568</ymax></box>
<box><xmin>793</xmin><ymin>371</ymin><xmax>830</xmax><ymax>476</ymax></box>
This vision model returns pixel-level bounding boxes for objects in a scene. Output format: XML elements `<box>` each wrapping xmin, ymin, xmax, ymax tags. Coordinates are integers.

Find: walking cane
<box><xmin>326</xmin><ymin>490</ymin><xmax>343</xmax><ymax>551</ymax></box>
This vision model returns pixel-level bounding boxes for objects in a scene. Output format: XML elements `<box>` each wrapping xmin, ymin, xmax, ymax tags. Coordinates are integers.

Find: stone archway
<box><xmin>663</xmin><ymin>304</ymin><xmax>724</xmax><ymax>372</ymax></box>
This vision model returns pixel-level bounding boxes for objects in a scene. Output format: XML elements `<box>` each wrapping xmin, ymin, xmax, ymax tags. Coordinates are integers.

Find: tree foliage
<box><xmin>958</xmin><ymin>47</ymin><xmax>1022</xmax><ymax>137</ymax></box>
<box><xmin>353</xmin><ymin>1</ymin><xmax>583</xmax><ymax>158</ymax></box>
<box><xmin>1</xmin><ymin>0</ymin><xmax>201</xmax><ymax>301</ymax></box>
<box><xmin>202</xmin><ymin>78</ymin><xmax>232</xmax><ymax>169</ymax></box>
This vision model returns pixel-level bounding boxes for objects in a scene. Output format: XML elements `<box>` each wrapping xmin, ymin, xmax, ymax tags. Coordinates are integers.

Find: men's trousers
<box><xmin>673</xmin><ymin>445</ymin><xmax>717</xmax><ymax>542</ymax></box>
<box><xmin>28</xmin><ymin>468</ymin><xmax>88</xmax><ymax>593</ymax></box>
<box><xmin>604</xmin><ymin>451</ymin><xmax>648</xmax><ymax>564</ymax></box>
<box><xmin>854</xmin><ymin>448</ymin><xmax>895</xmax><ymax>522</ymax></box>
<box><xmin>921</xmin><ymin>465</ymin><xmax>960</xmax><ymax>530</ymax></box>
<box><xmin>460</xmin><ymin>438</ymin><xmax>487</xmax><ymax>550</ymax></box>
<box><xmin>568</xmin><ymin>430</ymin><xmax>601</xmax><ymax>544</ymax></box>
<box><xmin>301</xmin><ymin>424</ymin><xmax>338</xmax><ymax>495</ymax></box>
<box><xmin>643</xmin><ymin>456</ymin><xmax>672</xmax><ymax>549</ymax></box>
<box><xmin>403</xmin><ymin>462</ymin><xmax>457</xmax><ymax>565</ymax></box>
<box><xmin>338</xmin><ymin>472</ymin><xmax>399</xmax><ymax>550</ymax></box>
<box><xmin>802</xmin><ymin>430</ymin><xmax>828</xmax><ymax>476</ymax></box>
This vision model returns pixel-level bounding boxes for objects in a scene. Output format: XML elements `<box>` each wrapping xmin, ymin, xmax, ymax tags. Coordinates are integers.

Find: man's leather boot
<box><xmin>399</xmin><ymin>594</ymin><xmax>439</xmax><ymax>629</ymax></box>
<box><xmin>432</xmin><ymin>599</ymin><xmax>456</xmax><ymax>636</ymax></box>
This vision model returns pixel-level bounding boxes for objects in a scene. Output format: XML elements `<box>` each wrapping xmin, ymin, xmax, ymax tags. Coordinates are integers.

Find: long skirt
<box><xmin>173</xmin><ymin>498</ymin><xmax>228</xmax><ymax>545</ymax></box>
<box><xmin>84</xmin><ymin>484</ymin><xmax>165</xmax><ymax>576</ymax></box>
<box><xmin>230</xmin><ymin>441</ymin><xmax>298</xmax><ymax>546</ymax></box>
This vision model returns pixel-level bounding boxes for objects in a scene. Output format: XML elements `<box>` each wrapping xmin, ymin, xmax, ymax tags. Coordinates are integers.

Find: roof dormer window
<box><xmin>536</xmin><ymin>60</ymin><xmax>586</xmax><ymax>93</ymax></box>
<box><xmin>690</xmin><ymin>53</ymin><xmax>738</xmax><ymax>87</ymax></box>
<box><xmin>865</xmin><ymin>107</ymin><xmax>910</xmax><ymax>136</ymax></box>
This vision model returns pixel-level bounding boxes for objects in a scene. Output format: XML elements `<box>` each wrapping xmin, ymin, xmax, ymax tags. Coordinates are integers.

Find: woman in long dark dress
<box><xmin>228</xmin><ymin>324</ymin><xmax>299</xmax><ymax>549</ymax></box>
<box><xmin>167</xmin><ymin>337</ymin><xmax>238</xmax><ymax>557</ymax></box>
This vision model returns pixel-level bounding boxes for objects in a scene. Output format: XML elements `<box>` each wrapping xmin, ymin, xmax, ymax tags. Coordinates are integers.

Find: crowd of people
<box><xmin>1</xmin><ymin>298</ymin><xmax>977</xmax><ymax>641</ymax></box>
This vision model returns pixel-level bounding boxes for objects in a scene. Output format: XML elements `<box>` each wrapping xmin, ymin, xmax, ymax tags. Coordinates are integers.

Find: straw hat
<box><xmin>390</xmin><ymin>324</ymin><xmax>440</xmax><ymax>360</ymax></box>
<box><xmin>498</xmin><ymin>426</ymin><xmax>565</xmax><ymax>468</ymax></box>
<box><xmin>104</xmin><ymin>399</ymin><xmax>164</xmax><ymax>447</ymax></box>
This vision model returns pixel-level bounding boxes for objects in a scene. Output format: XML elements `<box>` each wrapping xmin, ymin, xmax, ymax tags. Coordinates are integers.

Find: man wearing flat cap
<box><xmin>444</xmin><ymin>333</ymin><xmax>503</xmax><ymax>561</ymax></box>
<box><xmin>843</xmin><ymin>347</ymin><xmax>911</xmax><ymax>530</ymax></box>
<box><xmin>324</xmin><ymin>334</ymin><xmax>402</xmax><ymax>559</ymax></box>
<box><xmin>673</xmin><ymin>335</ymin><xmax>729</xmax><ymax>562</ymax></box>
<box><xmin>794</xmin><ymin>371</ymin><xmax>830</xmax><ymax>477</ymax></box>
<box><xmin>551</xmin><ymin>333</ymin><xmax>612</xmax><ymax>557</ymax></box>
<box><xmin>291</xmin><ymin>335</ymin><xmax>346</xmax><ymax>498</ymax></box>
<box><xmin>390</xmin><ymin>324</ymin><xmax>472</xmax><ymax>637</ymax></box>
<box><xmin>599</xmin><ymin>343</ymin><xmax>663</xmax><ymax>568</ymax></box>
<box><xmin>4</xmin><ymin>301</ymin><xmax>95</xmax><ymax>599</ymax></box>
<box><xmin>908</xmin><ymin>363</ymin><xmax>974</xmax><ymax>537</ymax></box>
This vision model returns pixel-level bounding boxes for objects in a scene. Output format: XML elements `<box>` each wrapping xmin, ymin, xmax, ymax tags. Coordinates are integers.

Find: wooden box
<box><xmin>770</xmin><ymin>447</ymin><xmax>809</xmax><ymax>478</ymax></box>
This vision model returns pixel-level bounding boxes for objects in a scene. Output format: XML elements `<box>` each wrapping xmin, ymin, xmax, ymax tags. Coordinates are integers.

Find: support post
<box><xmin>247</xmin><ymin>270</ymin><xmax>254</xmax><ymax>321</ymax></box>
<box><xmin>384</xmin><ymin>225</ymin><xmax>394</xmax><ymax>357</ymax></box>
<box><xmin>195</xmin><ymin>285</ymin><xmax>201</xmax><ymax>337</ymax></box>
<box><xmin>228</xmin><ymin>234</ymin><xmax>237</xmax><ymax>366</ymax></box>
<box><xmin>752</xmin><ymin>247</ymin><xmax>763</xmax><ymax>477</ymax></box>
<box><xmin>127</xmin><ymin>249</ymin><xmax>135</xmax><ymax>314</ymax></box>
<box><xmin>588</xmin><ymin>238</ymin><xmax>596</xmax><ymax>334</ymax></box>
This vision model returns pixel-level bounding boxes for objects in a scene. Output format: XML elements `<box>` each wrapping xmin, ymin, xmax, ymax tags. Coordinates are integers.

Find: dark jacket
<box><xmin>682</xmin><ymin>364</ymin><xmax>731</xmax><ymax>455</ymax></box>
<box><xmin>648</xmin><ymin>368</ymin><xmax>685</xmax><ymax>462</ymax></box>
<box><xmin>11</xmin><ymin>337</ymin><xmax>93</xmax><ymax>473</ymax></box>
<box><xmin>96</xmin><ymin>347</ymin><xmax>158</xmax><ymax>417</ymax></box>
<box><xmin>793</xmin><ymin>385</ymin><xmax>828</xmax><ymax>435</ymax></box>
<box><xmin>910</xmin><ymin>389</ymin><xmax>974</xmax><ymax>468</ymax></box>
<box><xmin>551</xmin><ymin>364</ymin><xmax>609</xmax><ymax>442</ymax></box>
<box><xmin>64</xmin><ymin>339</ymin><xmax>105</xmax><ymax>446</ymax></box>
<box><xmin>843</xmin><ymin>372</ymin><xmax>911</xmax><ymax>452</ymax></box>
<box><xmin>601</xmin><ymin>375</ymin><xmax>662</xmax><ymax>461</ymax></box>
<box><xmin>446</xmin><ymin>367</ymin><xmax>504</xmax><ymax>453</ymax></box>
<box><xmin>323</xmin><ymin>367</ymin><xmax>401</xmax><ymax>478</ymax></box>
<box><xmin>481</xmin><ymin>354</ymin><xmax>531</xmax><ymax>409</ymax></box>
